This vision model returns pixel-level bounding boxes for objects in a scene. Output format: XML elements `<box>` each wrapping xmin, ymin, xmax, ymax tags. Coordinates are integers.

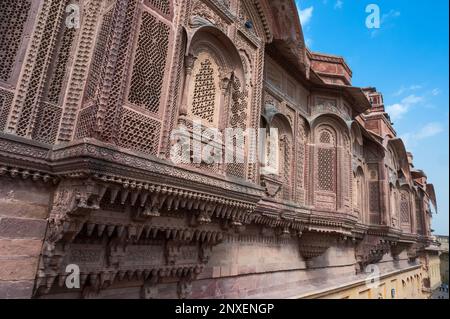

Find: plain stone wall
<box><xmin>0</xmin><ymin>177</ymin><xmax>52</xmax><ymax>298</ymax></box>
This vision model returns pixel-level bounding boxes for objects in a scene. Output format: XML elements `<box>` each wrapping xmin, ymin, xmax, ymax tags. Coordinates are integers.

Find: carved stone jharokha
<box><xmin>0</xmin><ymin>0</ymin><xmax>437</xmax><ymax>299</ymax></box>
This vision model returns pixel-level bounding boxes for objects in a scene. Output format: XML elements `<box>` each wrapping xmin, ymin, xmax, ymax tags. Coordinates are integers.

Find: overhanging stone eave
<box><xmin>49</xmin><ymin>139</ymin><xmax>264</xmax><ymax>205</ymax></box>
<box><xmin>253</xmin><ymin>199</ymin><xmax>311</xmax><ymax>228</ymax></box>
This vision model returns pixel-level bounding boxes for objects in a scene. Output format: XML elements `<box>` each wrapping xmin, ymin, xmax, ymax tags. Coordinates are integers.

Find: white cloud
<box><xmin>432</xmin><ymin>88</ymin><xmax>441</xmax><ymax>96</ymax></box>
<box><xmin>298</xmin><ymin>6</ymin><xmax>314</xmax><ymax>26</ymax></box>
<box><xmin>386</xmin><ymin>103</ymin><xmax>408</xmax><ymax>121</ymax></box>
<box><xmin>334</xmin><ymin>0</ymin><xmax>343</xmax><ymax>9</ymax></box>
<box><xmin>415</xmin><ymin>122</ymin><xmax>444</xmax><ymax>139</ymax></box>
<box><xmin>393</xmin><ymin>84</ymin><xmax>423</xmax><ymax>96</ymax></box>
<box><xmin>386</xmin><ymin>94</ymin><xmax>424</xmax><ymax>121</ymax></box>
<box><xmin>370</xmin><ymin>9</ymin><xmax>401</xmax><ymax>38</ymax></box>
<box><xmin>402</xmin><ymin>122</ymin><xmax>444</xmax><ymax>149</ymax></box>
<box><xmin>381</xmin><ymin>9</ymin><xmax>401</xmax><ymax>24</ymax></box>
<box><xmin>402</xmin><ymin>94</ymin><xmax>423</xmax><ymax>105</ymax></box>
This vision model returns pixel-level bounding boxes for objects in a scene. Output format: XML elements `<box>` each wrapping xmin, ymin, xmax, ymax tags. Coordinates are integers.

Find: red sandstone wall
<box><xmin>0</xmin><ymin>177</ymin><xmax>51</xmax><ymax>298</ymax></box>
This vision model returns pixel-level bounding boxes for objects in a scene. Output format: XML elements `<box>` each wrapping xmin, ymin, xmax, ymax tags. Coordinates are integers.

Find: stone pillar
<box><xmin>178</xmin><ymin>54</ymin><xmax>197</xmax><ymax>117</ymax></box>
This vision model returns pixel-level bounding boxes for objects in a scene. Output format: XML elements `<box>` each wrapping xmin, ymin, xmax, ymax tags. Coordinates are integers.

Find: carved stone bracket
<box><xmin>355</xmin><ymin>235</ymin><xmax>391</xmax><ymax>272</ymax></box>
<box><xmin>390</xmin><ymin>241</ymin><xmax>413</xmax><ymax>260</ymax></box>
<box><xmin>406</xmin><ymin>242</ymin><xmax>425</xmax><ymax>262</ymax></box>
<box><xmin>298</xmin><ymin>231</ymin><xmax>335</xmax><ymax>263</ymax></box>
<box><xmin>141</xmin><ymin>275</ymin><xmax>159</xmax><ymax>299</ymax></box>
<box><xmin>260</xmin><ymin>175</ymin><xmax>282</xmax><ymax>198</ymax></box>
<box><xmin>178</xmin><ymin>276</ymin><xmax>194</xmax><ymax>299</ymax></box>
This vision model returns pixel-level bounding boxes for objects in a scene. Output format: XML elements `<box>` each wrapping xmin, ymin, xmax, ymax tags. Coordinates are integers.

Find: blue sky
<box><xmin>295</xmin><ymin>0</ymin><xmax>449</xmax><ymax>235</ymax></box>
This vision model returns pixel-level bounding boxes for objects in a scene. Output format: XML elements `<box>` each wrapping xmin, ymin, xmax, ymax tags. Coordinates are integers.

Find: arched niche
<box><xmin>351</xmin><ymin>122</ymin><xmax>364</xmax><ymax>158</ymax></box>
<box><xmin>353</xmin><ymin>166</ymin><xmax>367</xmax><ymax>223</ymax></box>
<box><xmin>389</xmin><ymin>183</ymin><xmax>399</xmax><ymax>228</ymax></box>
<box><xmin>311</xmin><ymin>115</ymin><xmax>352</xmax><ymax>211</ymax></box>
<box><xmin>399</xmin><ymin>186</ymin><xmax>413</xmax><ymax>233</ymax></box>
<box><xmin>180</xmin><ymin>25</ymin><xmax>247</xmax><ymax>130</ymax></box>
<box><xmin>414</xmin><ymin>190</ymin><xmax>425</xmax><ymax>235</ymax></box>
<box><xmin>260</xmin><ymin>112</ymin><xmax>294</xmax><ymax>200</ymax></box>
<box><xmin>386</xmin><ymin>138</ymin><xmax>411</xmax><ymax>184</ymax></box>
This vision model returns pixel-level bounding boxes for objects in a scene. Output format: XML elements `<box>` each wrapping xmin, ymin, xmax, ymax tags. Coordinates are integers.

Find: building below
<box><xmin>437</xmin><ymin>235</ymin><xmax>449</xmax><ymax>285</ymax></box>
<box><xmin>0</xmin><ymin>0</ymin><xmax>441</xmax><ymax>299</ymax></box>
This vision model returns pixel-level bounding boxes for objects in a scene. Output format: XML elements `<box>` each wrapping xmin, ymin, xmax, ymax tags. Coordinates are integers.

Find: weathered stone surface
<box><xmin>0</xmin><ymin>281</ymin><xmax>34</xmax><ymax>299</ymax></box>
<box><xmin>0</xmin><ymin>178</ymin><xmax>51</xmax><ymax>219</ymax></box>
<box><xmin>0</xmin><ymin>257</ymin><xmax>39</xmax><ymax>281</ymax></box>
<box><xmin>0</xmin><ymin>201</ymin><xmax>49</xmax><ymax>220</ymax></box>
<box><xmin>0</xmin><ymin>218</ymin><xmax>47</xmax><ymax>239</ymax></box>
<box><xmin>0</xmin><ymin>239</ymin><xmax>42</xmax><ymax>257</ymax></box>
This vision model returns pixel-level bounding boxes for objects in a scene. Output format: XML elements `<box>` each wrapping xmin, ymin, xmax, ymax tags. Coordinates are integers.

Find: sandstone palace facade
<box><xmin>0</xmin><ymin>0</ymin><xmax>440</xmax><ymax>299</ymax></box>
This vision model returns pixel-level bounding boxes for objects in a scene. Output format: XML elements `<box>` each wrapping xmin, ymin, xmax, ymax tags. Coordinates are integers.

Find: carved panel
<box><xmin>0</xmin><ymin>0</ymin><xmax>32</xmax><ymax>82</ymax></box>
<box><xmin>369</xmin><ymin>182</ymin><xmax>380</xmax><ymax>224</ymax></box>
<box><xmin>128</xmin><ymin>10</ymin><xmax>170</xmax><ymax>115</ymax></box>
<box><xmin>45</xmin><ymin>26</ymin><xmax>77</xmax><ymax>106</ymax></box>
<box><xmin>118</xmin><ymin>108</ymin><xmax>161</xmax><ymax>155</ymax></box>
<box><xmin>11</xmin><ymin>0</ymin><xmax>67</xmax><ymax>138</ymax></box>
<box><xmin>84</xmin><ymin>8</ymin><xmax>114</xmax><ymax>103</ymax></box>
<box><xmin>295</xmin><ymin>117</ymin><xmax>306</xmax><ymax>204</ymax></box>
<box><xmin>400</xmin><ymin>190</ymin><xmax>411</xmax><ymax>232</ymax></box>
<box><xmin>32</xmin><ymin>102</ymin><xmax>62</xmax><ymax>144</ymax></box>
<box><xmin>190</xmin><ymin>0</ymin><xmax>228</xmax><ymax>33</ymax></box>
<box><xmin>190</xmin><ymin>58</ymin><xmax>218</xmax><ymax>124</ymax></box>
<box><xmin>144</xmin><ymin>0</ymin><xmax>172</xmax><ymax>18</ymax></box>
<box><xmin>315</xmin><ymin>127</ymin><xmax>337</xmax><ymax>210</ymax></box>
<box><xmin>57</xmin><ymin>0</ymin><xmax>103</xmax><ymax>142</ymax></box>
<box><xmin>226</xmin><ymin>77</ymin><xmax>248</xmax><ymax>179</ymax></box>
<box><xmin>314</xmin><ymin>97</ymin><xmax>351</xmax><ymax>121</ymax></box>
<box><xmin>0</xmin><ymin>88</ymin><xmax>14</xmax><ymax>131</ymax></box>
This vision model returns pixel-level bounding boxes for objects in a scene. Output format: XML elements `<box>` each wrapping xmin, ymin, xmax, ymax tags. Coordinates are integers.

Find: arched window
<box><xmin>181</xmin><ymin>26</ymin><xmax>247</xmax><ymax>132</ymax></box>
<box><xmin>188</xmin><ymin>52</ymin><xmax>221</xmax><ymax>126</ymax></box>
<box><xmin>273</xmin><ymin>115</ymin><xmax>294</xmax><ymax>200</ymax></box>
<box><xmin>314</xmin><ymin>126</ymin><xmax>337</xmax><ymax>210</ymax></box>
<box><xmin>176</xmin><ymin>26</ymin><xmax>249</xmax><ymax>178</ymax></box>
<box><xmin>317</xmin><ymin>129</ymin><xmax>336</xmax><ymax>192</ymax></box>
<box><xmin>400</xmin><ymin>189</ymin><xmax>412</xmax><ymax>233</ymax></box>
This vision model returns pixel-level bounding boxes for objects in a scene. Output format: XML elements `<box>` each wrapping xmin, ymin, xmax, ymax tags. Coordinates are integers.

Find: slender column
<box><xmin>178</xmin><ymin>54</ymin><xmax>197</xmax><ymax>118</ymax></box>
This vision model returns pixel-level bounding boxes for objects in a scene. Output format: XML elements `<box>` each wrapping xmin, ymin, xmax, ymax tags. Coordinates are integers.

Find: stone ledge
<box><xmin>288</xmin><ymin>264</ymin><xmax>422</xmax><ymax>299</ymax></box>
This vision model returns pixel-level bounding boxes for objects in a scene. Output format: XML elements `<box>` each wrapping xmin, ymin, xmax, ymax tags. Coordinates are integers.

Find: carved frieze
<box><xmin>313</xmin><ymin>97</ymin><xmax>351</xmax><ymax>121</ymax></box>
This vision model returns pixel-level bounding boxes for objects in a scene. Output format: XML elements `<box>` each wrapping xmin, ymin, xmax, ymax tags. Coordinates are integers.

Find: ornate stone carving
<box><xmin>355</xmin><ymin>235</ymin><xmax>391</xmax><ymax>272</ymax></box>
<box><xmin>260</xmin><ymin>175</ymin><xmax>282</xmax><ymax>198</ymax></box>
<box><xmin>298</xmin><ymin>231</ymin><xmax>335</xmax><ymax>261</ymax></box>
<box><xmin>178</xmin><ymin>277</ymin><xmax>193</xmax><ymax>299</ymax></box>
